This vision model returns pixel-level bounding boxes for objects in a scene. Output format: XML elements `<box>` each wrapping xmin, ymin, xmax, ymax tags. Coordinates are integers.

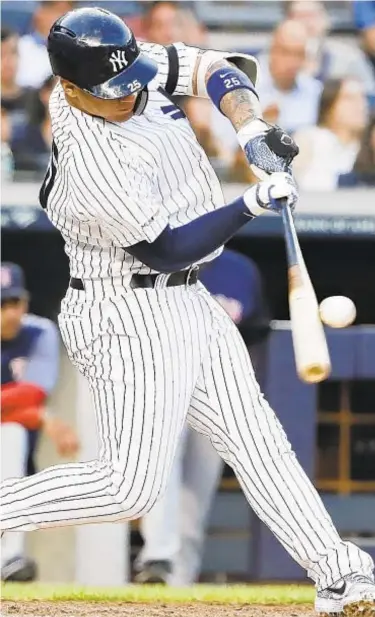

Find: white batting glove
<box><xmin>243</xmin><ymin>172</ymin><xmax>298</xmax><ymax>217</ymax></box>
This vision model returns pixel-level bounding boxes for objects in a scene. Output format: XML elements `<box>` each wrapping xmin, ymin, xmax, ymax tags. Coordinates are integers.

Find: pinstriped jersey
<box><xmin>43</xmin><ymin>41</ymin><xmax>225</xmax><ymax>282</ymax></box>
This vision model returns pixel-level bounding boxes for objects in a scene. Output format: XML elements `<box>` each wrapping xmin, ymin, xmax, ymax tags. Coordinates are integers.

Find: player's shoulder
<box><xmin>50</xmin><ymin>82</ymin><xmax>100</xmax><ymax>140</ymax></box>
<box><xmin>49</xmin><ymin>81</ymin><xmax>74</xmax><ymax>130</ymax></box>
<box><xmin>50</xmin><ymin>81</ymin><xmax>64</xmax><ymax>102</ymax></box>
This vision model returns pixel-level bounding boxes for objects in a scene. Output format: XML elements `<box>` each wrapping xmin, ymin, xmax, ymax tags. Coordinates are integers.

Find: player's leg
<box><xmin>188</xmin><ymin>308</ymin><xmax>374</xmax><ymax>593</ymax></box>
<box><xmin>171</xmin><ymin>426</ymin><xmax>223</xmax><ymax>586</ymax></box>
<box><xmin>1</xmin><ymin>331</ymin><xmax>188</xmax><ymax>531</ymax></box>
<box><xmin>172</xmin><ymin>341</ymin><xmax>267</xmax><ymax>586</ymax></box>
<box><xmin>135</xmin><ymin>427</ymin><xmax>187</xmax><ymax>583</ymax></box>
<box><xmin>1</xmin><ymin>285</ymin><xmax>209</xmax><ymax>533</ymax></box>
<box><xmin>171</xmin><ymin>342</ymin><xmax>267</xmax><ymax>586</ymax></box>
<box><xmin>1</xmin><ymin>423</ymin><xmax>36</xmax><ymax>581</ymax></box>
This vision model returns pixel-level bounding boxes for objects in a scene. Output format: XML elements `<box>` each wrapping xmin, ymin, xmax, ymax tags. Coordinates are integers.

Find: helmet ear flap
<box><xmin>133</xmin><ymin>87</ymin><xmax>149</xmax><ymax>116</ymax></box>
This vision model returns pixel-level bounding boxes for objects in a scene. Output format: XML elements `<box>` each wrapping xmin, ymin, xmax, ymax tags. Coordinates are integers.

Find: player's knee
<box><xmin>113</xmin><ymin>490</ymin><xmax>156</xmax><ymax>519</ymax></box>
<box><xmin>130</xmin><ymin>475</ymin><xmax>170</xmax><ymax>519</ymax></box>
<box><xmin>98</xmin><ymin>461</ymin><xmax>158</xmax><ymax>519</ymax></box>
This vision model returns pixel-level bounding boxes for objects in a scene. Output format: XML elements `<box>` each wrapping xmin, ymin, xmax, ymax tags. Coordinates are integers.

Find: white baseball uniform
<box><xmin>1</xmin><ymin>41</ymin><xmax>373</xmax><ymax>590</ymax></box>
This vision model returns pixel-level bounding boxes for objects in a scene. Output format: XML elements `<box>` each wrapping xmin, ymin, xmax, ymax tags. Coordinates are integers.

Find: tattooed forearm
<box><xmin>205</xmin><ymin>59</ymin><xmax>262</xmax><ymax>132</ymax></box>
<box><xmin>220</xmin><ymin>88</ymin><xmax>260</xmax><ymax>131</ymax></box>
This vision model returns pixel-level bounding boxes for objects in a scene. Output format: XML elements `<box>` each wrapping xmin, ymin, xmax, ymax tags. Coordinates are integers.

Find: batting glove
<box><xmin>238</xmin><ymin>119</ymin><xmax>299</xmax><ymax>179</ymax></box>
<box><xmin>243</xmin><ymin>172</ymin><xmax>299</xmax><ymax>217</ymax></box>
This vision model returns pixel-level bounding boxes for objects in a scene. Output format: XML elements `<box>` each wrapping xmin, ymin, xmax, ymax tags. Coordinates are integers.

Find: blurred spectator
<box><xmin>142</xmin><ymin>1</ymin><xmax>182</xmax><ymax>45</ymax></box>
<box><xmin>1</xmin><ymin>28</ymin><xmax>28</xmax><ymax>136</ymax></box>
<box><xmin>11</xmin><ymin>75</ymin><xmax>56</xmax><ymax>175</ymax></box>
<box><xmin>143</xmin><ymin>1</ymin><xmax>207</xmax><ymax>47</ymax></box>
<box><xmin>1</xmin><ymin>107</ymin><xmax>14</xmax><ymax>183</ymax></box>
<box><xmin>339</xmin><ymin>114</ymin><xmax>375</xmax><ymax>187</ymax></box>
<box><xmin>286</xmin><ymin>0</ymin><xmax>375</xmax><ymax>97</ymax></box>
<box><xmin>136</xmin><ymin>248</ymin><xmax>271</xmax><ymax>586</ymax></box>
<box><xmin>293</xmin><ymin>78</ymin><xmax>368</xmax><ymax>191</ymax></box>
<box><xmin>256</xmin><ymin>20</ymin><xmax>322</xmax><ymax>134</ymax></box>
<box><xmin>353</xmin><ymin>0</ymin><xmax>375</xmax><ymax>74</ymax></box>
<box><xmin>1</xmin><ymin>262</ymin><xmax>79</xmax><ymax>582</ymax></box>
<box><xmin>16</xmin><ymin>1</ymin><xmax>74</xmax><ymax>89</ymax></box>
<box><xmin>178</xmin><ymin>6</ymin><xmax>207</xmax><ymax>46</ymax></box>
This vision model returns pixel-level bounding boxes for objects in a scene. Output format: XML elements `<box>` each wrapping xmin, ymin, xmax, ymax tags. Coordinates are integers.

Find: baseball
<box><xmin>319</xmin><ymin>296</ymin><xmax>356</xmax><ymax>328</ymax></box>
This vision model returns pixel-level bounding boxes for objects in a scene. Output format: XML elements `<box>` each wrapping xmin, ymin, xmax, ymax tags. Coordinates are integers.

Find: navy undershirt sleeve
<box><xmin>127</xmin><ymin>196</ymin><xmax>254</xmax><ymax>273</ymax></box>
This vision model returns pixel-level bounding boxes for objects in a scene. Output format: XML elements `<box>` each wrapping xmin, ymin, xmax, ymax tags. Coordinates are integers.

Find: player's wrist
<box><xmin>237</xmin><ymin>118</ymin><xmax>269</xmax><ymax>149</ymax></box>
<box><xmin>243</xmin><ymin>185</ymin><xmax>267</xmax><ymax>217</ymax></box>
<box><xmin>206</xmin><ymin>65</ymin><xmax>259</xmax><ymax>116</ymax></box>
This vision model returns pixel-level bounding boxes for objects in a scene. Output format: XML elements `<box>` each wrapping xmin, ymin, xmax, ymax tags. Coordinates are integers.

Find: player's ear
<box><xmin>61</xmin><ymin>79</ymin><xmax>78</xmax><ymax>99</ymax></box>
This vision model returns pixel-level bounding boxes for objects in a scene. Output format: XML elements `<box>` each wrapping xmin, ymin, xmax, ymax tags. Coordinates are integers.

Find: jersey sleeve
<box><xmin>138</xmin><ymin>41</ymin><xmax>259</xmax><ymax>98</ymax></box>
<box><xmin>69</xmin><ymin>126</ymin><xmax>168</xmax><ymax>246</ymax></box>
<box><xmin>23</xmin><ymin>321</ymin><xmax>60</xmax><ymax>395</ymax></box>
<box><xmin>138</xmin><ymin>41</ymin><xmax>199</xmax><ymax>96</ymax></box>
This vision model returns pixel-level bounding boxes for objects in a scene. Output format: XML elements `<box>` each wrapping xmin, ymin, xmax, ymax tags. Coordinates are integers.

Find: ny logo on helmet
<box><xmin>109</xmin><ymin>50</ymin><xmax>128</xmax><ymax>73</ymax></box>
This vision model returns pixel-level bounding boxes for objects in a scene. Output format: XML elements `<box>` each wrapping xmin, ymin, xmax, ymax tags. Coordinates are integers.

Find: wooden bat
<box><xmin>281</xmin><ymin>203</ymin><xmax>331</xmax><ymax>383</ymax></box>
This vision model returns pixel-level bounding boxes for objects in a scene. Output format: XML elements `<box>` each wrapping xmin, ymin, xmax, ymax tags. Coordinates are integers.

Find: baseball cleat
<box><xmin>1</xmin><ymin>555</ymin><xmax>37</xmax><ymax>582</ymax></box>
<box><xmin>315</xmin><ymin>574</ymin><xmax>375</xmax><ymax>616</ymax></box>
<box><xmin>134</xmin><ymin>560</ymin><xmax>171</xmax><ymax>584</ymax></box>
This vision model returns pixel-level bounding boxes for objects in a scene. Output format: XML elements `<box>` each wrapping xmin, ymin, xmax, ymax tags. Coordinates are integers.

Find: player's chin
<box><xmin>104</xmin><ymin>94</ymin><xmax>138</xmax><ymax>122</ymax></box>
<box><xmin>105</xmin><ymin>110</ymin><xmax>133</xmax><ymax>122</ymax></box>
<box><xmin>105</xmin><ymin>104</ymin><xmax>134</xmax><ymax>122</ymax></box>
<box><xmin>105</xmin><ymin>108</ymin><xmax>135</xmax><ymax>122</ymax></box>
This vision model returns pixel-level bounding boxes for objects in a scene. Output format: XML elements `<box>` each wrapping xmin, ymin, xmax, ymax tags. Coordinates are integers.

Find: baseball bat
<box><xmin>281</xmin><ymin>202</ymin><xmax>331</xmax><ymax>383</ymax></box>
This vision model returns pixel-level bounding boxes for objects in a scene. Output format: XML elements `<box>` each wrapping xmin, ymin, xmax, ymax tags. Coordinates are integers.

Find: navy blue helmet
<box><xmin>47</xmin><ymin>7</ymin><xmax>158</xmax><ymax>99</ymax></box>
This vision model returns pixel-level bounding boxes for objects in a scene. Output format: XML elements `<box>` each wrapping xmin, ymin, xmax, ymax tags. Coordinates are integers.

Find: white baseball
<box><xmin>319</xmin><ymin>296</ymin><xmax>356</xmax><ymax>328</ymax></box>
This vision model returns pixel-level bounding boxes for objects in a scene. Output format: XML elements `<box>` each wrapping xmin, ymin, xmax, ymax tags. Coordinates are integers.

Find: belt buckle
<box><xmin>186</xmin><ymin>265</ymin><xmax>199</xmax><ymax>286</ymax></box>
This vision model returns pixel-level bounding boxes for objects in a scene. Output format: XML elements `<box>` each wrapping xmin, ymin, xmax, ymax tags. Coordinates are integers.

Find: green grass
<box><xmin>1</xmin><ymin>583</ymin><xmax>314</xmax><ymax>605</ymax></box>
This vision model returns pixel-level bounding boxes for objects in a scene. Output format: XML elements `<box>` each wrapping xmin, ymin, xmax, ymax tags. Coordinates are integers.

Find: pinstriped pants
<box><xmin>1</xmin><ymin>279</ymin><xmax>373</xmax><ymax>589</ymax></box>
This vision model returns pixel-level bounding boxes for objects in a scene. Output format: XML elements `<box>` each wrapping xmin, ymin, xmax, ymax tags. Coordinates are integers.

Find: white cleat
<box><xmin>315</xmin><ymin>574</ymin><xmax>375</xmax><ymax>616</ymax></box>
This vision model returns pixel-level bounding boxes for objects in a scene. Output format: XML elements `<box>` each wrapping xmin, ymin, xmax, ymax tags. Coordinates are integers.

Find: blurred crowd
<box><xmin>1</xmin><ymin>0</ymin><xmax>375</xmax><ymax>189</ymax></box>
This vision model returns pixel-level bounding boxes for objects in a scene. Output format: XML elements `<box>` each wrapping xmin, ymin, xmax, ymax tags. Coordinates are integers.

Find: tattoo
<box><xmin>220</xmin><ymin>88</ymin><xmax>259</xmax><ymax>131</ymax></box>
<box><xmin>205</xmin><ymin>59</ymin><xmax>261</xmax><ymax>132</ymax></box>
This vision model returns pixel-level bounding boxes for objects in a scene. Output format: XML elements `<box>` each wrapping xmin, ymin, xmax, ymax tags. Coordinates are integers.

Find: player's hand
<box><xmin>238</xmin><ymin>119</ymin><xmax>299</xmax><ymax>178</ymax></box>
<box><xmin>243</xmin><ymin>172</ymin><xmax>298</xmax><ymax>216</ymax></box>
<box><xmin>43</xmin><ymin>416</ymin><xmax>80</xmax><ymax>458</ymax></box>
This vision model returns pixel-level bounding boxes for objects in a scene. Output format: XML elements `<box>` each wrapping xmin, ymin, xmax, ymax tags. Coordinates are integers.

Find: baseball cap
<box><xmin>1</xmin><ymin>262</ymin><xmax>28</xmax><ymax>301</ymax></box>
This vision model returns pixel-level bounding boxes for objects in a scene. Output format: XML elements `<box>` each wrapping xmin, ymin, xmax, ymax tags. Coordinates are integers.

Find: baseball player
<box><xmin>135</xmin><ymin>249</ymin><xmax>271</xmax><ymax>585</ymax></box>
<box><xmin>1</xmin><ymin>8</ymin><xmax>374</xmax><ymax>615</ymax></box>
<box><xmin>1</xmin><ymin>262</ymin><xmax>78</xmax><ymax>581</ymax></box>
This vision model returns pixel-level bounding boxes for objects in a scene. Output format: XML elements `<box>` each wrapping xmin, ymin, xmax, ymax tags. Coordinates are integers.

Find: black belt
<box><xmin>69</xmin><ymin>268</ymin><xmax>200</xmax><ymax>291</ymax></box>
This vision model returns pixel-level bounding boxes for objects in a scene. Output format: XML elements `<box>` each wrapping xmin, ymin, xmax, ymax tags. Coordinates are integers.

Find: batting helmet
<box><xmin>47</xmin><ymin>7</ymin><xmax>158</xmax><ymax>99</ymax></box>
